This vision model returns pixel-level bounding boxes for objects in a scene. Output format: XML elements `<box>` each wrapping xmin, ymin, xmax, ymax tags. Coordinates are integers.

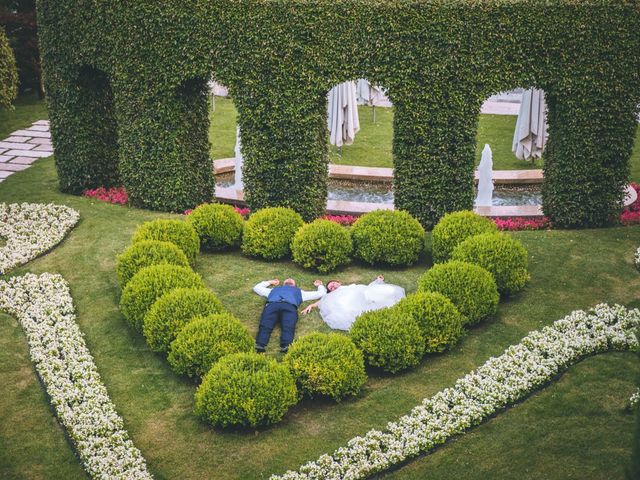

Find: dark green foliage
<box><xmin>115</xmin><ymin>240</ymin><xmax>189</xmax><ymax>287</ymax></box>
<box><xmin>241</xmin><ymin>207</ymin><xmax>304</xmax><ymax>260</ymax></box>
<box><xmin>431</xmin><ymin>211</ymin><xmax>498</xmax><ymax>263</ymax></box>
<box><xmin>418</xmin><ymin>260</ymin><xmax>499</xmax><ymax>326</ymax></box>
<box><xmin>167</xmin><ymin>313</ymin><xmax>254</xmax><ymax>378</ymax></box>
<box><xmin>452</xmin><ymin>232</ymin><xmax>530</xmax><ymax>295</ymax></box>
<box><xmin>292</xmin><ymin>219</ymin><xmax>352</xmax><ymax>273</ymax></box>
<box><xmin>351</xmin><ymin>210</ymin><xmax>425</xmax><ymax>267</ymax></box>
<box><xmin>132</xmin><ymin>219</ymin><xmax>200</xmax><ymax>264</ymax></box>
<box><xmin>0</xmin><ymin>27</ymin><xmax>17</xmax><ymax>109</ymax></box>
<box><xmin>350</xmin><ymin>308</ymin><xmax>425</xmax><ymax>373</ymax></box>
<box><xmin>393</xmin><ymin>291</ymin><xmax>465</xmax><ymax>353</ymax></box>
<box><xmin>283</xmin><ymin>332</ymin><xmax>366</xmax><ymax>401</ymax></box>
<box><xmin>187</xmin><ymin>203</ymin><xmax>244</xmax><ymax>252</ymax></box>
<box><xmin>194</xmin><ymin>352</ymin><xmax>298</xmax><ymax>428</ymax></box>
<box><xmin>119</xmin><ymin>264</ymin><xmax>205</xmax><ymax>332</ymax></box>
<box><xmin>143</xmin><ymin>287</ymin><xmax>225</xmax><ymax>353</ymax></box>
<box><xmin>37</xmin><ymin>1</ymin><xmax>640</xmax><ymax>225</ymax></box>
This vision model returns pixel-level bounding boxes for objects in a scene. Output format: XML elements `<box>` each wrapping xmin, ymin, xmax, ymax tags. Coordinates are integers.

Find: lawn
<box><xmin>1</xmin><ymin>156</ymin><xmax>639</xmax><ymax>479</ymax></box>
<box><xmin>1</xmin><ymin>96</ymin><xmax>639</xmax><ymax>479</ymax></box>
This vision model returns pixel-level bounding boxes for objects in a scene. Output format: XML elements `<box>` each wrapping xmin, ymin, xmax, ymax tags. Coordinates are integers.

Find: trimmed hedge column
<box><xmin>116</xmin><ymin>79</ymin><xmax>215</xmax><ymax>212</ymax></box>
<box><xmin>236</xmin><ymin>89</ymin><xmax>329</xmax><ymax>221</ymax></box>
<box><xmin>392</xmin><ymin>92</ymin><xmax>477</xmax><ymax>227</ymax></box>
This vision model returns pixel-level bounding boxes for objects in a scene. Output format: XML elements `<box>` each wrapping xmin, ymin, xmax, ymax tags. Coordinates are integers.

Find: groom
<box><xmin>253</xmin><ymin>278</ymin><xmax>326</xmax><ymax>353</ymax></box>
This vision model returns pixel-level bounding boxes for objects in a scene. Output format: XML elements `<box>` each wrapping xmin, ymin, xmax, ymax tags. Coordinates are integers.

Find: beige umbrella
<box><xmin>512</xmin><ymin>88</ymin><xmax>547</xmax><ymax>161</ymax></box>
<box><xmin>328</xmin><ymin>81</ymin><xmax>360</xmax><ymax>147</ymax></box>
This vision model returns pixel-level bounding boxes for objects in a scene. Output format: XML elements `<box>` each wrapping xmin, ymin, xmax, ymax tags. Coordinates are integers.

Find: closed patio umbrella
<box><xmin>328</xmin><ymin>81</ymin><xmax>360</xmax><ymax>147</ymax></box>
<box><xmin>512</xmin><ymin>88</ymin><xmax>547</xmax><ymax>161</ymax></box>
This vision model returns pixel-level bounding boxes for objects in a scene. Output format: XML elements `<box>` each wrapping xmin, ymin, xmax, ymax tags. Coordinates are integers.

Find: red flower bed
<box><xmin>620</xmin><ymin>182</ymin><xmax>640</xmax><ymax>226</ymax></box>
<box><xmin>493</xmin><ymin>216</ymin><xmax>551</xmax><ymax>231</ymax></box>
<box><xmin>83</xmin><ymin>187</ymin><xmax>129</xmax><ymax>205</ymax></box>
<box><xmin>322</xmin><ymin>214</ymin><xmax>358</xmax><ymax>226</ymax></box>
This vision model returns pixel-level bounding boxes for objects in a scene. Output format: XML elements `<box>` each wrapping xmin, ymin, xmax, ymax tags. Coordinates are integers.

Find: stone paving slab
<box><xmin>0</xmin><ymin>141</ymin><xmax>36</xmax><ymax>150</ymax></box>
<box><xmin>27</xmin><ymin>137</ymin><xmax>52</xmax><ymax>144</ymax></box>
<box><xmin>0</xmin><ymin>162</ymin><xmax>30</xmax><ymax>171</ymax></box>
<box><xmin>5</xmin><ymin>136</ymin><xmax>31</xmax><ymax>143</ymax></box>
<box><xmin>0</xmin><ymin>155</ymin><xmax>13</xmax><ymax>163</ymax></box>
<box><xmin>11</xmin><ymin>129</ymin><xmax>50</xmax><ymax>138</ymax></box>
<box><xmin>4</xmin><ymin>149</ymin><xmax>51</xmax><ymax>158</ymax></box>
<box><xmin>10</xmin><ymin>156</ymin><xmax>40</xmax><ymax>165</ymax></box>
<box><xmin>0</xmin><ymin>171</ymin><xmax>14</xmax><ymax>178</ymax></box>
<box><xmin>32</xmin><ymin>120</ymin><xmax>49</xmax><ymax>126</ymax></box>
<box><xmin>29</xmin><ymin>125</ymin><xmax>50</xmax><ymax>132</ymax></box>
<box><xmin>32</xmin><ymin>145</ymin><xmax>54</xmax><ymax>152</ymax></box>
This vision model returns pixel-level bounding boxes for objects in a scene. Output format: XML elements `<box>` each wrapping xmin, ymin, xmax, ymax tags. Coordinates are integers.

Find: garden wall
<box><xmin>37</xmin><ymin>0</ymin><xmax>640</xmax><ymax>226</ymax></box>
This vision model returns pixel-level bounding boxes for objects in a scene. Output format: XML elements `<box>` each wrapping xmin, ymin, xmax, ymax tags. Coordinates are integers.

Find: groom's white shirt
<box><xmin>253</xmin><ymin>281</ymin><xmax>327</xmax><ymax>302</ymax></box>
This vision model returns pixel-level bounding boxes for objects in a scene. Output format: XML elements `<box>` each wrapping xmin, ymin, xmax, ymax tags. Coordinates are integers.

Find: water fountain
<box><xmin>475</xmin><ymin>144</ymin><xmax>494</xmax><ymax>207</ymax></box>
<box><xmin>233</xmin><ymin>126</ymin><xmax>243</xmax><ymax>189</ymax></box>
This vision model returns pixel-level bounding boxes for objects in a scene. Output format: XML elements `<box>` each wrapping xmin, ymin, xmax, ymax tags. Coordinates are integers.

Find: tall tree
<box><xmin>0</xmin><ymin>0</ymin><xmax>42</xmax><ymax>97</ymax></box>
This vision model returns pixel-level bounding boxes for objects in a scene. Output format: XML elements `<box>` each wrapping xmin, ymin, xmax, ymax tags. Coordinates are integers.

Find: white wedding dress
<box><xmin>319</xmin><ymin>279</ymin><xmax>406</xmax><ymax>331</ymax></box>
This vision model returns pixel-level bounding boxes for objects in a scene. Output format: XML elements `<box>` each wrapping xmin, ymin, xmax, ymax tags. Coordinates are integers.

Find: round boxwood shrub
<box><xmin>241</xmin><ymin>207</ymin><xmax>304</xmax><ymax>260</ymax></box>
<box><xmin>283</xmin><ymin>332</ymin><xmax>366</xmax><ymax>401</ymax></box>
<box><xmin>350</xmin><ymin>210</ymin><xmax>425</xmax><ymax>267</ymax></box>
<box><xmin>431</xmin><ymin>211</ymin><xmax>497</xmax><ymax>263</ymax></box>
<box><xmin>116</xmin><ymin>240</ymin><xmax>189</xmax><ymax>287</ymax></box>
<box><xmin>418</xmin><ymin>260</ymin><xmax>499</xmax><ymax>326</ymax></box>
<box><xmin>452</xmin><ymin>232</ymin><xmax>530</xmax><ymax>295</ymax></box>
<box><xmin>393</xmin><ymin>291</ymin><xmax>465</xmax><ymax>353</ymax></box>
<box><xmin>291</xmin><ymin>219</ymin><xmax>352</xmax><ymax>273</ymax></box>
<box><xmin>143</xmin><ymin>288</ymin><xmax>225</xmax><ymax>352</ymax></box>
<box><xmin>132</xmin><ymin>219</ymin><xmax>200</xmax><ymax>264</ymax></box>
<box><xmin>195</xmin><ymin>352</ymin><xmax>298</xmax><ymax>428</ymax></box>
<box><xmin>187</xmin><ymin>203</ymin><xmax>244</xmax><ymax>251</ymax></box>
<box><xmin>119</xmin><ymin>264</ymin><xmax>205</xmax><ymax>332</ymax></box>
<box><xmin>168</xmin><ymin>313</ymin><xmax>254</xmax><ymax>378</ymax></box>
<box><xmin>350</xmin><ymin>308</ymin><xmax>424</xmax><ymax>373</ymax></box>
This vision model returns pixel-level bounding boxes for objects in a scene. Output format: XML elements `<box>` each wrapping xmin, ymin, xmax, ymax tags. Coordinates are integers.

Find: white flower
<box><xmin>0</xmin><ymin>202</ymin><xmax>79</xmax><ymax>274</ymax></box>
<box><xmin>0</xmin><ymin>273</ymin><xmax>153</xmax><ymax>479</ymax></box>
<box><xmin>635</xmin><ymin>246</ymin><xmax>640</xmax><ymax>270</ymax></box>
<box><xmin>270</xmin><ymin>304</ymin><xmax>640</xmax><ymax>480</ymax></box>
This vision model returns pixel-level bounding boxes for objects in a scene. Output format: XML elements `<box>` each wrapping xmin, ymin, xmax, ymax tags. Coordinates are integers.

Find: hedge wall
<box><xmin>0</xmin><ymin>26</ymin><xmax>17</xmax><ymax>110</ymax></box>
<box><xmin>37</xmin><ymin>0</ymin><xmax>640</xmax><ymax>225</ymax></box>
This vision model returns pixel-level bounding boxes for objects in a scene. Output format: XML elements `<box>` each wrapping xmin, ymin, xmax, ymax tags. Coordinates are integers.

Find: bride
<box><xmin>301</xmin><ymin>275</ymin><xmax>405</xmax><ymax>331</ymax></box>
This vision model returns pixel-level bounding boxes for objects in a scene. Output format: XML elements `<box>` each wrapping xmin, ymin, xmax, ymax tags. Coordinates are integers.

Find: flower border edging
<box><xmin>0</xmin><ymin>202</ymin><xmax>80</xmax><ymax>274</ymax></box>
<box><xmin>0</xmin><ymin>273</ymin><xmax>152</xmax><ymax>479</ymax></box>
<box><xmin>270</xmin><ymin>304</ymin><xmax>639</xmax><ymax>480</ymax></box>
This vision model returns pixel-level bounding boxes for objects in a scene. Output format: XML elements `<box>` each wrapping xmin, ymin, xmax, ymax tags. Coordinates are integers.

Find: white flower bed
<box><xmin>271</xmin><ymin>304</ymin><xmax>640</xmax><ymax>480</ymax></box>
<box><xmin>0</xmin><ymin>202</ymin><xmax>79</xmax><ymax>274</ymax></box>
<box><xmin>0</xmin><ymin>273</ymin><xmax>152</xmax><ymax>479</ymax></box>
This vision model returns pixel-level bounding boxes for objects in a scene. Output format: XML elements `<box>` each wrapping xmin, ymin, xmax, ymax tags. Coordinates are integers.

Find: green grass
<box><xmin>0</xmin><ymin>93</ymin><xmax>49</xmax><ymax>139</ymax></box>
<box><xmin>0</xmin><ymin>157</ymin><xmax>639</xmax><ymax>479</ymax></box>
<box><xmin>209</xmin><ymin>96</ymin><xmax>238</xmax><ymax>160</ymax></box>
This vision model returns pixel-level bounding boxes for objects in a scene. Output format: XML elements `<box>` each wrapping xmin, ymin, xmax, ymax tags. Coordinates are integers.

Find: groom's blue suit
<box><xmin>256</xmin><ymin>285</ymin><xmax>303</xmax><ymax>350</ymax></box>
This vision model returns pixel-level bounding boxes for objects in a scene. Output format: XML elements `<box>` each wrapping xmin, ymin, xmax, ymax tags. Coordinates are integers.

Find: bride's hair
<box><xmin>327</xmin><ymin>280</ymin><xmax>341</xmax><ymax>292</ymax></box>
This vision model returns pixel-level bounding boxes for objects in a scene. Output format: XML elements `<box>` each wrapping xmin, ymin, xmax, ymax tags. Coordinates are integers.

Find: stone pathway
<box><xmin>0</xmin><ymin>120</ymin><xmax>53</xmax><ymax>182</ymax></box>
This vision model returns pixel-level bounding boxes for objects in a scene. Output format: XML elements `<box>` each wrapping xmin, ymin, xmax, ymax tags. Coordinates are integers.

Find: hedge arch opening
<box><xmin>53</xmin><ymin>65</ymin><xmax>119</xmax><ymax>193</ymax></box>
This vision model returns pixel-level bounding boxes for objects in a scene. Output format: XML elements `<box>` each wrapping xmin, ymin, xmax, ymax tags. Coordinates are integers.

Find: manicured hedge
<box><xmin>132</xmin><ymin>219</ymin><xmax>200</xmax><ymax>264</ymax></box>
<box><xmin>187</xmin><ymin>203</ymin><xmax>244</xmax><ymax>251</ymax></box>
<box><xmin>0</xmin><ymin>27</ymin><xmax>17</xmax><ymax>110</ymax></box>
<box><xmin>292</xmin><ymin>219</ymin><xmax>352</xmax><ymax>273</ymax></box>
<box><xmin>242</xmin><ymin>207</ymin><xmax>304</xmax><ymax>260</ymax></box>
<box><xmin>116</xmin><ymin>240</ymin><xmax>189</xmax><ymax>287</ymax></box>
<box><xmin>195</xmin><ymin>352</ymin><xmax>298</xmax><ymax>428</ymax></box>
<box><xmin>431</xmin><ymin>211</ymin><xmax>497</xmax><ymax>264</ymax></box>
<box><xmin>38</xmin><ymin>1</ymin><xmax>640</xmax><ymax>226</ymax></box>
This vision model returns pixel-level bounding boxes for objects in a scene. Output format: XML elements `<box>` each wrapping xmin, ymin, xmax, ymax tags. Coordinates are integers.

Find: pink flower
<box><xmin>322</xmin><ymin>214</ymin><xmax>358</xmax><ymax>226</ymax></box>
<box><xmin>83</xmin><ymin>187</ymin><xmax>129</xmax><ymax>205</ymax></box>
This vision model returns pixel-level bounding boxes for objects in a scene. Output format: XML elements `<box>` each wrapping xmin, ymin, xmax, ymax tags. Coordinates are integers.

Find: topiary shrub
<box><xmin>291</xmin><ymin>219</ymin><xmax>352</xmax><ymax>273</ymax></box>
<box><xmin>351</xmin><ymin>210</ymin><xmax>425</xmax><ymax>267</ymax></box>
<box><xmin>167</xmin><ymin>313</ymin><xmax>254</xmax><ymax>378</ymax></box>
<box><xmin>241</xmin><ymin>207</ymin><xmax>304</xmax><ymax>260</ymax></box>
<box><xmin>187</xmin><ymin>203</ymin><xmax>244</xmax><ymax>251</ymax></box>
<box><xmin>119</xmin><ymin>264</ymin><xmax>205</xmax><ymax>332</ymax></box>
<box><xmin>418</xmin><ymin>260</ymin><xmax>499</xmax><ymax>326</ymax></box>
<box><xmin>452</xmin><ymin>232</ymin><xmax>530</xmax><ymax>295</ymax></box>
<box><xmin>350</xmin><ymin>308</ymin><xmax>424</xmax><ymax>373</ymax></box>
<box><xmin>283</xmin><ymin>332</ymin><xmax>366</xmax><ymax>401</ymax></box>
<box><xmin>194</xmin><ymin>352</ymin><xmax>298</xmax><ymax>428</ymax></box>
<box><xmin>116</xmin><ymin>240</ymin><xmax>189</xmax><ymax>287</ymax></box>
<box><xmin>431</xmin><ymin>211</ymin><xmax>497</xmax><ymax>263</ymax></box>
<box><xmin>132</xmin><ymin>219</ymin><xmax>200</xmax><ymax>264</ymax></box>
<box><xmin>393</xmin><ymin>291</ymin><xmax>465</xmax><ymax>353</ymax></box>
<box><xmin>143</xmin><ymin>287</ymin><xmax>225</xmax><ymax>352</ymax></box>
